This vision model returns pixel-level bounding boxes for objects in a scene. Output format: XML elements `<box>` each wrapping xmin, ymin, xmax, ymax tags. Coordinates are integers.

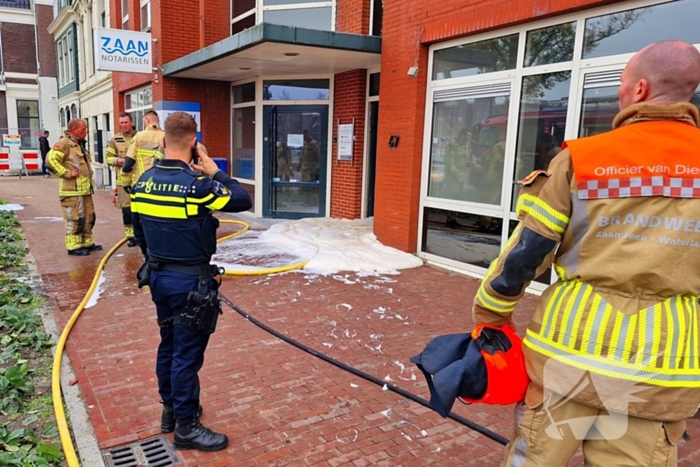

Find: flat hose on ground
<box><xmin>53</xmin><ymin>219</ymin><xmax>507</xmax><ymax>466</ymax></box>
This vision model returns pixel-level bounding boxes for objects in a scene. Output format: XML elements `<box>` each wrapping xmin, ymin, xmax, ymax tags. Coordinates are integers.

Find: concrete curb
<box><xmin>24</xmin><ymin>243</ymin><xmax>106</xmax><ymax>467</ymax></box>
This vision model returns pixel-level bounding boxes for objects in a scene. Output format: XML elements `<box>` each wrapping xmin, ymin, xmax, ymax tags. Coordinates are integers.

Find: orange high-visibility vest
<box><xmin>566</xmin><ymin>121</ymin><xmax>700</xmax><ymax>200</ymax></box>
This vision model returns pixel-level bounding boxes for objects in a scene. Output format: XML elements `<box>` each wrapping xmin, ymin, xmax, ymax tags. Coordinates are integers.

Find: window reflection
<box><xmin>263</xmin><ymin>7</ymin><xmax>332</xmax><ymax>31</ymax></box>
<box><xmin>579</xmin><ymin>85</ymin><xmax>619</xmax><ymax>137</ymax></box>
<box><xmin>232</xmin><ymin>107</ymin><xmax>255</xmax><ymax>180</ymax></box>
<box><xmin>263</xmin><ymin>79</ymin><xmax>330</xmax><ymax>100</ymax></box>
<box><xmin>512</xmin><ymin>72</ymin><xmax>571</xmax><ymax>211</ymax></box>
<box><xmin>525</xmin><ymin>22</ymin><xmax>576</xmax><ymax>67</ymax></box>
<box><xmin>583</xmin><ymin>0</ymin><xmax>700</xmax><ymax>59</ymax></box>
<box><xmin>422</xmin><ymin>208</ymin><xmax>503</xmax><ymax>269</ymax></box>
<box><xmin>432</xmin><ymin>34</ymin><xmax>518</xmax><ymax>80</ymax></box>
<box><xmin>428</xmin><ymin>94</ymin><xmax>510</xmax><ymax>205</ymax></box>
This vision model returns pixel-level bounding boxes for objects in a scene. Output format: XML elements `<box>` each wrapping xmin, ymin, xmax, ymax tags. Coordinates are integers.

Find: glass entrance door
<box><xmin>262</xmin><ymin>105</ymin><xmax>328</xmax><ymax>218</ymax></box>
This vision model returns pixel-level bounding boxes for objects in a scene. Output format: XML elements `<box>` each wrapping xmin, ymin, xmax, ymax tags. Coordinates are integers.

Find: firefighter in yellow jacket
<box><xmin>473</xmin><ymin>40</ymin><xmax>700</xmax><ymax>467</ymax></box>
<box><xmin>119</xmin><ymin>109</ymin><xmax>164</xmax><ymax>187</ymax></box>
<box><xmin>46</xmin><ymin>118</ymin><xmax>102</xmax><ymax>256</ymax></box>
<box><xmin>106</xmin><ymin>112</ymin><xmax>137</xmax><ymax>246</ymax></box>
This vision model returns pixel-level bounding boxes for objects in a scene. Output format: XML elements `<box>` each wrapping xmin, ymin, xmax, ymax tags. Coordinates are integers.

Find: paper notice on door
<box><xmin>287</xmin><ymin>134</ymin><xmax>303</xmax><ymax>147</ymax></box>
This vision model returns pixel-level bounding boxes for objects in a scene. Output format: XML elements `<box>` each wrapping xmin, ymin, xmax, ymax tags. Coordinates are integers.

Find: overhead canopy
<box><xmin>162</xmin><ymin>23</ymin><xmax>382</xmax><ymax>82</ymax></box>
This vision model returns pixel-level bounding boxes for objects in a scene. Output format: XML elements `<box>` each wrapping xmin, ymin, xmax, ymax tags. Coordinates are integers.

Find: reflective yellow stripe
<box><xmin>555</xmin><ymin>282</ymin><xmax>582</xmax><ymax>341</ymax></box>
<box><xmin>622</xmin><ymin>314</ymin><xmax>637</xmax><ymax>363</ymax></box>
<box><xmin>635</xmin><ymin>307</ymin><xmax>647</xmax><ymax>365</ymax></box>
<box><xmin>580</xmin><ymin>293</ymin><xmax>600</xmax><ymax>352</ymax></box>
<box><xmin>130</xmin><ymin>201</ymin><xmax>187</xmax><ymax>219</ymax></box>
<box><xmin>524</xmin><ymin>329</ymin><xmax>700</xmax><ymax>387</ymax></box>
<box><xmin>476</xmin><ymin>285</ymin><xmax>518</xmax><ymax>313</ymax></box>
<box><xmin>565</xmin><ymin>283</ymin><xmax>591</xmax><ymax>348</ymax></box>
<box><xmin>186</xmin><ymin>204</ymin><xmax>198</xmax><ymax>216</ymax></box>
<box><xmin>650</xmin><ymin>303</ymin><xmax>663</xmax><ymax>368</ymax></box>
<box><xmin>687</xmin><ymin>299</ymin><xmax>697</xmax><ymax>370</ymax></box>
<box><xmin>207</xmin><ymin>196</ymin><xmax>229</xmax><ymax>210</ymax></box>
<box><xmin>517</xmin><ymin>194</ymin><xmax>569</xmax><ymax>234</ymax></box>
<box><xmin>554</xmin><ymin>264</ymin><xmax>568</xmax><ymax>281</ymax></box>
<box><xmin>676</xmin><ymin>297</ymin><xmax>688</xmax><ymax>369</ymax></box>
<box><xmin>106</xmin><ymin>147</ymin><xmax>118</xmax><ymax>155</ymax></box>
<box><xmin>188</xmin><ymin>193</ymin><xmax>215</xmax><ymax>204</ymax></box>
<box><xmin>593</xmin><ymin>303</ymin><xmax>613</xmax><ymax>356</ymax></box>
<box><xmin>663</xmin><ymin>301</ymin><xmax>675</xmax><ymax>370</ymax></box>
<box><xmin>132</xmin><ymin>193</ymin><xmax>185</xmax><ymax>203</ymax></box>
<box><xmin>608</xmin><ymin>312</ymin><xmax>625</xmax><ymax>360</ymax></box>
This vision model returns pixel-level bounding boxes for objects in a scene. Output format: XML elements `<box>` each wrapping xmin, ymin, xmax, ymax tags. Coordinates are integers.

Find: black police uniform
<box><xmin>131</xmin><ymin>159</ymin><xmax>251</xmax><ymax>450</ymax></box>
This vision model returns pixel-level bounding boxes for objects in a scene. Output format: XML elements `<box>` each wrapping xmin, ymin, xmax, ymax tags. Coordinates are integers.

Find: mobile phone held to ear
<box><xmin>191</xmin><ymin>141</ymin><xmax>200</xmax><ymax>166</ymax></box>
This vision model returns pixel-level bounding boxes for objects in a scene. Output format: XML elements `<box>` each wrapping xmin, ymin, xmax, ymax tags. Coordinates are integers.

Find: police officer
<box><xmin>131</xmin><ymin>112</ymin><xmax>251</xmax><ymax>452</ymax></box>
<box><xmin>47</xmin><ymin>118</ymin><xmax>102</xmax><ymax>256</ymax></box>
<box><xmin>106</xmin><ymin>112</ymin><xmax>137</xmax><ymax>246</ymax></box>
<box><xmin>119</xmin><ymin>109</ymin><xmax>164</xmax><ymax>188</ymax></box>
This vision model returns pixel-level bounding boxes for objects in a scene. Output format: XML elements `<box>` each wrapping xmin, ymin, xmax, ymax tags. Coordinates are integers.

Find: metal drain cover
<box><xmin>102</xmin><ymin>435</ymin><xmax>181</xmax><ymax>467</ymax></box>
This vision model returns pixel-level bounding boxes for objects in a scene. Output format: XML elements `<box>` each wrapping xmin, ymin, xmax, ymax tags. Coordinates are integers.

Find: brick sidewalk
<box><xmin>1</xmin><ymin>176</ymin><xmax>699</xmax><ymax>467</ymax></box>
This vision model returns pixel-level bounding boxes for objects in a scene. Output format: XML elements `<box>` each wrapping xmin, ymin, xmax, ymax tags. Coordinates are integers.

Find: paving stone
<box><xmin>2</xmin><ymin>176</ymin><xmax>698</xmax><ymax>467</ymax></box>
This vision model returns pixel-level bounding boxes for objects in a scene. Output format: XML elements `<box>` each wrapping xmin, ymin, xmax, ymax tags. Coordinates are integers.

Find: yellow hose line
<box><xmin>217</xmin><ymin>219</ymin><xmax>309</xmax><ymax>275</ymax></box>
<box><xmin>52</xmin><ymin>238</ymin><xmax>126</xmax><ymax>467</ymax></box>
<box><xmin>54</xmin><ymin>218</ymin><xmax>310</xmax><ymax>464</ymax></box>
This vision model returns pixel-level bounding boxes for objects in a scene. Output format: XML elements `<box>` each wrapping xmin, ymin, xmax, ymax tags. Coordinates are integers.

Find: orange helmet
<box><xmin>460</xmin><ymin>323</ymin><xmax>529</xmax><ymax>405</ymax></box>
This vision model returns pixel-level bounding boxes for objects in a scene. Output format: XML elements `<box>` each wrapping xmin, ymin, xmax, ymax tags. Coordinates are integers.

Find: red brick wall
<box><xmin>330</xmin><ymin>70</ymin><xmax>366</xmax><ymax>220</ymax></box>
<box><xmin>36</xmin><ymin>5</ymin><xmax>57</xmax><ymax>77</ymax></box>
<box><xmin>375</xmin><ymin>0</ymin><xmax>624</xmax><ymax>252</ymax></box>
<box><xmin>111</xmin><ymin>0</ymin><xmax>231</xmax><ymax>145</ymax></box>
<box><xmin>1</xmin><ymin>23</ymin><xmax>37</xmax><ymax>74</ymax></box>
<box><xmin>202</xmin><ymin>81</ymin><xmax>230</xmax><ymax>161</ymax></box>
<box><xmin>336</xmin><ymin>0</ymin><xmax>371</xmax><ymax>34</ymax></box>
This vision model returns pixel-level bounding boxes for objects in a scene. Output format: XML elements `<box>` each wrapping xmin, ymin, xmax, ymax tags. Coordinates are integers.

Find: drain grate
<box><xmin>102</xmin><ymin>435</ymin><xmax>181</xmax><ymax>467</ymax></box>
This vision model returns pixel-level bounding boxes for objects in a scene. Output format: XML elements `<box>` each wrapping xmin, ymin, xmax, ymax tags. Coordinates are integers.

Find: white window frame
<box><xmin>231</xmin><ymin>0</ymin><xmax>337</xmax><ymax>34</ymax></box>
<box><xmin>231</xmin><ymin>74</ymin><xmax>335</xmax><ymax>217</ymax></box>
<box><xmin>67</xmin><ymin>30</ymin><xmax>74</xmax><ymax>82</ymax></box>
<box><xmin>140</xmin><ymin>0</ymin><xmax>151</xmax><ymax>32</ymax></box>
<box><xmin>124</xmin><ymin>86</ymin><xmax>153</xmax><ymax>132</ymax></box>
<box><xmin>121</xmin><ymin>0</ymin><xmax>129</xmax><ymax>24</ymax></box>
<box><xmin>419</xmin><ymin>0</ymin><xmax>696</xmax><ymax>286</ymax></box>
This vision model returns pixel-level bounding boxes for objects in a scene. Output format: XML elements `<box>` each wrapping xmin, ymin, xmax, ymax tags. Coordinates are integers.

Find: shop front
<box><xmin>413</xmin><ymin>0</ymin><xmax>700</xmax><ymax>287</ymax></box>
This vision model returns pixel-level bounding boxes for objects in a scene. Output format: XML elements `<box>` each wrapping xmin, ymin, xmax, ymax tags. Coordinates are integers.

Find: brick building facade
<box><xmin>0</xmin><ymin>0</ymin><xmax>58</xmax><ymax>164</ymax></box>
<box><xmin>107</xmin><ymin>0</ymin><xmax>699</xmax><ymax>283</ymax></box>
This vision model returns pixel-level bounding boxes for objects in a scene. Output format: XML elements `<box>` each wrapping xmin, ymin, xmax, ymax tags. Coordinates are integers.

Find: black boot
<box><xmin>127</xmin><ymin>238</ymin><xmax>138</xmax><ymax>248</ymax></box>
<box><xmin>85</xmin><ymin>244</ymin><xmax>103</xmax><ymax>252</ymax></box>
<box><xmin>161</xmin><ymin>404</ymin><xmax>203</xmax><ymax>433</ymax></box>
<box><xmin>173</xmin><ymin>417</ymin><xmax>228</xmax><ymax>452</ymax></box>
<box><xmin>67</xmin><ymin>248</ymin><xmax>89</xmax><ymax>256</ymax></box>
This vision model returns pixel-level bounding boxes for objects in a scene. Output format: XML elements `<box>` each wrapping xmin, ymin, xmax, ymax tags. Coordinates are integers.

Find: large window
<box><xmin>17</xmin><ymin>100</ymin><xmax>40</xmax><ymax>150</ymax></box>
<box><xmin>232</xmin><ymin>0</ymin><xmax>336</xmax><ymax>34</ymax></box>
<box><xmin>423</xmin><ymin>0</ymin><xmax>700</xmax><ymax>281</ymax></box>
<box><xmin>124</xmin><ymin>87</ymin><xmax>152</xmax><ymax>131</ymax></box>
<box><xmin>56</xmin><ymin>30</ymin><xmax>75</xmax><ymax>88</ymax></box>
<box><xmin>231</xmin><ymin>82</ymin><xmax>256</xmax><ymax>212</ymax></box>
<box><xmin>427</xmin><ymin>89</ymin><xmax>510</xmax><ymax>206</ymax></box>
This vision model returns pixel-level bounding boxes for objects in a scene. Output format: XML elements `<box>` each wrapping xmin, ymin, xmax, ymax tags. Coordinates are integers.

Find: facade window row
<box><xmin>419</xmin><ymin>0</ymin><xmax>700</xmax><ymax>287</ymax></box>
<box><xmin>56</xmin><ymin>28</ymin><xmax>75</xmax><ymax>88</ymax></box>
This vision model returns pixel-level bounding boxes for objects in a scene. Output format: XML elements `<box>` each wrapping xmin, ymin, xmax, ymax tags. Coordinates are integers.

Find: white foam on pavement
<box><xmin>213</xmin><ymin>217</ymin><xmax>422</xmax><ymax>273</ymax></box>
<box><xmin>85</xmin><ymin>271</ymin><xmax>107</xmax><ymax>309</ymax></box>
<box><xmin>0</xmin><ymin>204</ymin><xmax>24</xmax><ymax>211</ymax></box>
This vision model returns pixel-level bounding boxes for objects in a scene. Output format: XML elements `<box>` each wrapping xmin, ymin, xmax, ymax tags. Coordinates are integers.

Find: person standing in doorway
<box><xmin>39</xmin><ymin>130</ymin><xmax>50</xmax><ymax>177</ymax></box>
<box><xmin>106</xmin><ymin>112</ymin><xmax>137</xmax><ymax>246</ymax></box>
<box><xmin>299</xmin><ymin>129</ymin><xmax>320</xmax><ymax>182</ymax></box>
<box><xmin>46</xmin><ymin>119</ymin><xmax>102</xmax><ymax>256</ymax></box>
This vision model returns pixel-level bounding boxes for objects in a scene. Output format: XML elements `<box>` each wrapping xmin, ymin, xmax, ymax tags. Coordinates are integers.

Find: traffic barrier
<box><xmin>0</xmin><ymin>152</ymin><xmax>9</xmax><ymax>172</ymax></box>
<box><xmin>22</xmin><ymin>152</ymin><xmax>41</xmax><ymax>172</ymax></box>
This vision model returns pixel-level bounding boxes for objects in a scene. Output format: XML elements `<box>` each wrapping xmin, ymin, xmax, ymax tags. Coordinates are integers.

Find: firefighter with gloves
<box><xmin>131</xmin><ymin>112</ymin><xmax>252</xmax><ymax>452</ymax></box>
<box><xmin>413</xmin><ymin>40</ymin><xmax>700</xmax><ymax>467</ymax></box>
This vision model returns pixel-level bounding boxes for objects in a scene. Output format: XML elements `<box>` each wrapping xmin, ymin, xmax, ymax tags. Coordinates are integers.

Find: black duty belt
<box><xmin>149</xmin><ymin>261</ymin><xmax>221</xmax><ymax>276</ymax></box>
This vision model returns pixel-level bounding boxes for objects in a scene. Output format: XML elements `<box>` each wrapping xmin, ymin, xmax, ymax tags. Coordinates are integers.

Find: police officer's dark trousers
<box><xmin>149</xmin><ymin>269</ymin><xmax>216</xmax><ymax>421</ymax></box>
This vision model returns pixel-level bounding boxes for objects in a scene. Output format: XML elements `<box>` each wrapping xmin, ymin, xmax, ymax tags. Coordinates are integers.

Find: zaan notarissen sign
<box><xmin>94</xmin><ymin>28</ymin><xmax>152</xmax><ymax>74</ymax></box>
